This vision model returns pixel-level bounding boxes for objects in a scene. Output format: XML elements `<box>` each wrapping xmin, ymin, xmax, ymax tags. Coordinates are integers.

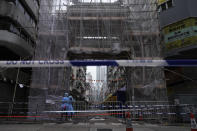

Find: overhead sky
<box><xmin>86</xmin><ymin>66</ymin><xmax>97</xmax><ymax>82</ymax></box>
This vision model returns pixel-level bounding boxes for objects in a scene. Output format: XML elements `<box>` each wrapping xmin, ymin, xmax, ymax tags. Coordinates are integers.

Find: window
<box><xmin>0</xmin><ymin>19</ymin><xmax>11</xmax><ymax>30</ymax></box>
<box><xmin>158</xmin><ymin>0</ymin><xmax>174</xmax><ymax>12</ymax></box>
<box><xmin>167</xmin><ymin>0</ymin><xmax>173</xmax><ymax>8</ymax></box>
<box><xmin>0</xmin><ymin>19</ymin><xmax>35</xmax><ymax>47</ymax></box>
<box><xmin>16</xmin><ymin>0</ymin><xmax>37</xmax><ymax>29</ymax></box>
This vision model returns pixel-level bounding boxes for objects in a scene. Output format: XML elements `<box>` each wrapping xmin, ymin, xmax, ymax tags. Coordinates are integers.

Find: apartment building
<box><xmin>0</xmin><ymin>0</ymin><xmax>39</xmax><ymax>114</ymax></box>
<box><xmin>159</xmin><ymin>0</ymin><xmax>197</xmax><ymax>104</ymax></box>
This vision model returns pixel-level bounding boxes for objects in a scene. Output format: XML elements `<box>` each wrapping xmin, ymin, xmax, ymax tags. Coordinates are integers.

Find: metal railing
<box><xmin>0</xmin><ymin>100</ymin><xmax>196</xmax><ymax>124</ymax></box>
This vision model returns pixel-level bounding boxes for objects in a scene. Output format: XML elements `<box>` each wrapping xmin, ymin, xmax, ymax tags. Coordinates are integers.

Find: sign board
<box><xmin>158</xmin><ymin>0</ymin><xmax>167</xmax><ymax>5</ymax></box>
<box><xmin>104</xmin><ymin>94</ymin><xmax>117</xmax><ymax>102</ymax></box>
<box><xmin>162</xmin><ymin>18</ymin><xmax>197</xmax><ymax>51</ymax></box>
<box><xmin>108</xmin><ymin>96</ymin><xmax>117</xmax><ymax>101</ymax></box>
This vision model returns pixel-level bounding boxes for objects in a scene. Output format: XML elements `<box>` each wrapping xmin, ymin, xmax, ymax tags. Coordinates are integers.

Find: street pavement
<box><xmin>133</xmin><ymin>123</ymin><xmax>189</xmax><ymax>131</ymax></box>
<box><xmin>0</xmin><ymin>123</ymin><xmax>190</xmax><ymax>131</ymax></box>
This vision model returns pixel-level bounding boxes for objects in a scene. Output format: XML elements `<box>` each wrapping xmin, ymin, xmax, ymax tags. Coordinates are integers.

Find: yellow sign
<box><xmin>162</xmin><ymin>18</ymin><xmax>197</xmax><ymax>51</ymax></box>
<box><xmin>158</xmin><ymin>0</ymin><xmax>167</xmax><ymax>5</ymax></box>
<box><xmin>166</xmin><ymin>35</ymin><xmax>197</xmax><ymax>51</ymax></box>
<box><xmin>104</xmin><ymin>94</ymin><xmax>117</xmax><ymax>102</ymax></box>
<box><xmin>108</xmin><ymin>96</ymin><xmax>117</xmax><ymax>101</ymax></box>
<box><xmin>163</xmin><ymin>18</ymin><xmax>197</xmax><ymax>35</ymax></box>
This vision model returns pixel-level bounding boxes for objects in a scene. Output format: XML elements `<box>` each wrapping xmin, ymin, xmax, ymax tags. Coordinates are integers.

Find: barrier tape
<box><xmin>0</xmin><ymin>112</ymin><xmax>124</xmax><ymax>118</ymax></box>
<box><xmin>0</xmin><ymin>104</ymin><xmax>195</xmax><ymax>108</ymax></box>
<box><xmin>0</xmin><ymin>103</ymin><xmax>191</xmax><ymax>107</ymax></box>
<box><xmin>0</xmin><ymin>111</ymin><xmax>194</xmax><ymax>118</ymax></box>
<box><xmin>2</xmin><ymin>60</ymin><xmax>197</xmax><ymax>67</ymax></box>
<box><xmin>44</xmin><ymin>109</ymin><xmax>126</xmax><ymax>113</ymax></box>
<box><xmin>43</xmin><ymin>110</ymin><xmax>194</xmax><ymax>115</ymax></box>
<box><xmin>0</xmin><ymin>111</ymin><xmax>192</xmax><ymax>115</ymax></box>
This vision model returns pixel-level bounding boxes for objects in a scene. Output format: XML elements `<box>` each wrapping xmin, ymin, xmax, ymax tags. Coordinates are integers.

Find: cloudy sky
<box><xmin>86</xmin><ymin>66</ymin><xmax>97</xmax><ymax>82</ymax></box>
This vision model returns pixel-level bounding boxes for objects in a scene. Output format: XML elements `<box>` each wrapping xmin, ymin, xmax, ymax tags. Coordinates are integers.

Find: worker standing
<box><xmin>61</xmin><ymin>93</ymin><xmax>69</xmax><ymax>121</ymax></box>
<box><xmin>68</xmin><ymin>95</ymin><xmax>75</xmax><ymax>120</ymax></box>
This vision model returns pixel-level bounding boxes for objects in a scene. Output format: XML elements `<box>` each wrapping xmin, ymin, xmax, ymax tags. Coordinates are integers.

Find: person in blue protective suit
<box><xmin>68</xmin><ymin>95</ymin><xmax>75</xmax><ymax>120</ymax></box>
<box><xmin>61</xmin><ymin>93</ymin><xmax>69</xmax><ymax>120</ymax></box>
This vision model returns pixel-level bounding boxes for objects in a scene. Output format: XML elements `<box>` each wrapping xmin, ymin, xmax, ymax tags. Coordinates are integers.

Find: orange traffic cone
<box><xmin>139</xmin><ymin>112</ymin><xmax>143</xmax><ymax>121</ymax></box>
<box><xmin>126</xmin><ymin>112</ymin><xmax>133</xmax><ymax>131</ymax></box>
<box><xmin>191</xmin><ymin>113</ymin><xmax>197</xmax><ymax>131</ymax></box>
<box><xmin>126</xmin><ymin>112</ymin><xmax>131</xmax><ymax>118</ymax></box>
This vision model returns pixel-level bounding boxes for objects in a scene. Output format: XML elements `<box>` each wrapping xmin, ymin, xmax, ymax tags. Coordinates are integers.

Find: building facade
<box><xmin>158</xmin><ymin>0</ymin><xmax>197</xmax><ymax>57</ymax></box>
<box><xmin>159</xmin><ymin>0</ymin><xmax>197</xmax><ymax>104</ymax></box>
<box><xmin>70</xmin><ymin>67</ymin><xmax>87</xmax><ymax>101</ymax></box>
<box><xmin>0</xmin><ymin>0</ymin><xmax>39</xmax><ymax>113</ymax></box>
<box><xmin>106</xmin><ymin>67</ymin><xmax>126</xmax><ymax>100</ymax></box>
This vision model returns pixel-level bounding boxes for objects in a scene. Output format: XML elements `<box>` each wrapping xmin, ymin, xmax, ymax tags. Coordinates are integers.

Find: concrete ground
<box><xmin>0</xmin><ymin>116</ymin><xmax>190</xmax><ymax>131</ymax></box>
<box><xmin>133</xmin><ymin>123</ymin><xmax>189</xmax><ymax>131</ymax></box>
<box><xmin>0</xmin><ymin>123</ymin><xmax>190</xmax><ymax>131</ymax></box>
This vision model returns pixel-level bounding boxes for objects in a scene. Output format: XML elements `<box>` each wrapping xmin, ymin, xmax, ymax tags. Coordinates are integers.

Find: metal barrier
<box><xmin>125</xmin><ymin>101</ymin><xmax>197</xmax><ymax>123</ymax></box>
<box><xmin>125</xmin><ymin>101</ymin><xmax>170</xmax><ymax>122</ymax></box>
<box><xmin>45</xmin><ymin>101</ymin><xmax>90</xmax><ymax>121</ymax></box>
<box><xmin>0</xmin><ymin>101</ymin><xmax>39</xmax><ymax>122</ymax></box>
<box><xmin>0</xmin><ymin>100</ymin><xmax>196</xmax><ymax>124</ymax></box>
<box><xmin>100</xmin><ymin>101</ymin><xmax>123</xmax><ymax>118</ymax></box>
<box><xmin>51</xmin><ymin>101</ymin><xmax>124</xmax><ymax>121</ymax></box>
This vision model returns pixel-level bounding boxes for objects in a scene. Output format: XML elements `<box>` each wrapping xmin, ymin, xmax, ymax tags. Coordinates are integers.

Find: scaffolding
<box><xmin>105</xmin><ymin>0</ymin><xmax>167</xmax><ymax>102</ymax></box>
<box><xmin>66</xmin><ymin>0</ymin><xmax>132</xmax><ymax>59</ymax></box>
<box><xmin>29</xmin><ymin>0</ymin><xmax>70</xmax><ymax>114</ymax></box>
<box><xmin>125</xmin><ymin>0</ymin><xmax>167</xmax><ymax>102</ymax></box>
<box><xmin>1</xmin><ymin>0</ymin><xmax>197</xmax><ymax>124</ymax></box>
<box><xmin>29</xmin><ymin>0</ymin><xmax>167</xmax><ymax>108</ymax></box>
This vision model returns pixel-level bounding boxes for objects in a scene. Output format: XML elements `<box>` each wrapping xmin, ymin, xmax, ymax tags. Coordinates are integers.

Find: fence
<box><xmin>125</xmin><ymin>101</ymin><xmax>197</xmax><ymax>123</ymax></box>
<box><xmin>0</xmin><ymin>100</ymin><xmax>196</xmax><ymax>123</ymax></box>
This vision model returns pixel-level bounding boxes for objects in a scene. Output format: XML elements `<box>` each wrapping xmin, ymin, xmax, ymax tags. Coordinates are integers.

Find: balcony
<box><xmin>0</xmin><ymin>0</ymin><xmax>37</xmax><ymax>41</ymax></box>
<box><xmin>0</xmin><ymin>30</ymin><xmax>33</xmax><ymax>58</ymax></box>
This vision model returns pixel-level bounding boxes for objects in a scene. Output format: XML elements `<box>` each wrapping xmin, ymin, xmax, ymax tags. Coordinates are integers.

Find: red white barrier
<box><xmin>126</xmin><ymin>112</ymin><xmax>133</xmax><ymax>131</ymax></box>
<box><xmin>191</xmin><ymin>113</ymin><xmax>197</xmax><ymax>131</ymax></box>
<box><xmin>139</xmin><ymin>112</ymin><xmax>143</xmax><ymax>121</ymax></box>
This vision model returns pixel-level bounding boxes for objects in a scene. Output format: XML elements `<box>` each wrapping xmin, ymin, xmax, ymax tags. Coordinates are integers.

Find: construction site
<box><xmin>0</xmin><ymin>0</ymin><xmax>197</xmax><ymax>130</ymax></box>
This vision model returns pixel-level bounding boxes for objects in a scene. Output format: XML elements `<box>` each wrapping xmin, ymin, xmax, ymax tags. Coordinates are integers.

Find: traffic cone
<box><xmin>126</xmin><ymin>112</ymin><xmax>133</xmax><ymax>131</ymax></box>
<box><xmin>126</xmin><ymin>111</ymin><xmax>131</xmax><ymax>118</ymax></box>
<box><xmin>139</xmin><ymin>112</ymin><xmax>143</xmax><ymax>121</ymax></box>
<box><xmin>191</xmin><ymin>113</ymin><xmax>197</xmax><ymax>131</ymax></box>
